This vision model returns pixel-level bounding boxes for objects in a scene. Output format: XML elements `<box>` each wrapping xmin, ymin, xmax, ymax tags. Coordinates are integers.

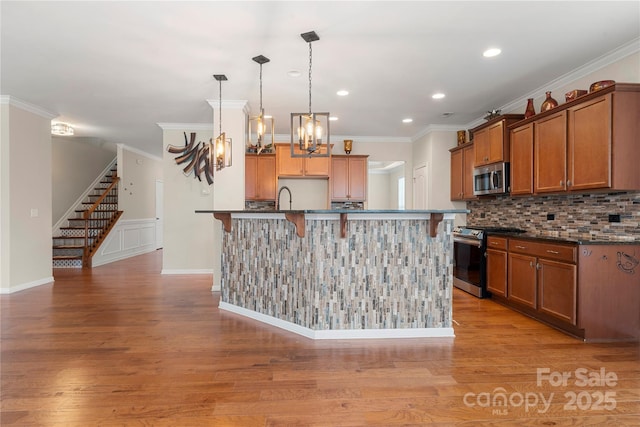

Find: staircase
<box><xmin>53</xmin><ymin>165</ymin><xmax>123</xmax><ymax>268</ymax></box>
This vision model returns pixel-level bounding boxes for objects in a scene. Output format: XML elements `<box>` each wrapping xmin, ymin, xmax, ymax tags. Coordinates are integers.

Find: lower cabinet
<box><xmin>507</xmin><ymin>238</ymin><xmax>577</xmax><ymax>324</ymax></box>
<box><xmin>486</xmin><ymin>236</ymin><xmax>508</xmax><ymax>297</ymax></box>
<box><xmin>490</xmin><ymin>236</ymin><xmax>638</xmax><ymax>342</ymax></box>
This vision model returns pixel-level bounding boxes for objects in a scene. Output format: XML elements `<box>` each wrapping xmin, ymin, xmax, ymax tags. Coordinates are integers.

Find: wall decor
<box><xmin>167</xmin><ymin>132</ymin><xmax>216</xmax><ymax>185</ymax></box>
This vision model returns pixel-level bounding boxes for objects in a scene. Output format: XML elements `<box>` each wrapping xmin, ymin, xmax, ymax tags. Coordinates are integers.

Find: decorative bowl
<box><xmin>565</xmin><ymin>89</ymin><xmax>588</xmax><ymax>102</ymax></box>
<box><xmin>589</xmin><ymin>80</ymin><xmax>615</xmax><ymax>93</ymax></box>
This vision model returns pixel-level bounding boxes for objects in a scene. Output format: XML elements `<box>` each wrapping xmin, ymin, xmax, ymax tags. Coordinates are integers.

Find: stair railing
<box><xmin>82</xmin><ymin>175</ymin><xmax>120</xmax><ymax>267</ymax></box>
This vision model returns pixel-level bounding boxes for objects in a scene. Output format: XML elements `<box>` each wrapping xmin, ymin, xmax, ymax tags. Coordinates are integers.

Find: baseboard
<box><xmin>0</xmin><ymin>276</ymin><xmax>54</xmax><ymax>294</ymax></box>
<box><xmin>219</xmin><ymin>301</ymin><xmax>455</xmax><ymax>340</ymax></box>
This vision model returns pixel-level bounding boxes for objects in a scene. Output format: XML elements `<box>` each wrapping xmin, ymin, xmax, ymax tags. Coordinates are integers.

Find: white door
<box><xmin>413</xmin><ymin>164</ymin><xmax>427</xmax><ymax>209</ymax></box>
<box><xmin>155</xmin><ymin>180</ymin><xmax>163</xmax><ymax>249</ymax></box>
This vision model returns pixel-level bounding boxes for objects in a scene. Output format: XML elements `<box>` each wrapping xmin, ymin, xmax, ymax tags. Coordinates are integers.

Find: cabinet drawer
<box><xmin>508</xmin><ymin>239</ymin><xmax>576</xmax><ymax>263</ymax></box>
<box><xmin>486</xmin><ymin>236</ymin><xmax>507</xmax><ymax>250</ymax></box>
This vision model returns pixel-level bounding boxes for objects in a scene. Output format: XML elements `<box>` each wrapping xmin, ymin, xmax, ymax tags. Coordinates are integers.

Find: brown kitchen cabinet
<box><xmin>471</xmin><ymin>114</ymin><xmax>523</xmax><ymax>166</ymax></box>
<box><xmin>331</xmin><ymin>155</ymin><xmax>368</xmax><ymax>201</ymax></box>
<box><xmin>449</xmin><ymin>143</ymin><xmax>476</xmax><ymax>201</ymax></box>
<box><xmin>534</xmin><ymin>110</ymin><xmax>567</xmax><ymax>193</ymax></box>
<box><xmin>276</xmin><ymin>143</ymin><xmax>330</xmax><ymax>177</ymax></box>
<box><xmin>508</xmin><ymin>83</ymin><xmax>640</xmax><ymax>195</ymax></box>
<box><xmin>509</xmin><ymin>122</ymin><xmax>534</xmax><ymax>195</ymax></box>
<box><xmin>507</xmin><ymin>238</ymin><xmax>577</xmax><ymax>325</ymax></box>
<box><xmin>245</xmin><ymin>154</ymin><xmax>276</xmax><ymax>201</ymax></box>
<box><xmin>486</xmin><ymin>236</ymin><xmax>508</xmax><ymax>297</ymax></box>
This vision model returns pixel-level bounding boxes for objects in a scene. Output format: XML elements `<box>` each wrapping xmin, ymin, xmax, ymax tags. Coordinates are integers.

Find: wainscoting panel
<box><xmin>92</xmin><ymin>218</ymin><xmax>157</xmax><ymax>267</ymax></box>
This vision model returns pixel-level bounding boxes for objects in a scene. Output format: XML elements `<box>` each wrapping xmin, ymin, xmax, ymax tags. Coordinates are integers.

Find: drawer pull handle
<box><xmin>546</xmin><ymin>250</ymin><xmax>560</xmax><ymax>254</ymax></box>
<box><xmin>515</xmin><ymin>245</ymin><xmax>526</xmax><ymax>249</ymax></box>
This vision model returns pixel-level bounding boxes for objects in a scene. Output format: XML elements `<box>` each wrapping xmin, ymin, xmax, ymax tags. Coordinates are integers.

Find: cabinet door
<box><xmin>510</xmin><ymin>123</ymin><xmax>534</xmax><ymax>195</ymax></box>
<box><xmin>347</xmin><ymin>157</ymin><xmax>367</xmax><ymax>201</ymax></box>
<box><xmin>450</xmin><ymin>148</ymin><xmax>464</xmax><ymax>200</ymax></box>
<box><xmin>567</xmin><ymin>94</ymin><xmax>611</xmax><ymax>191</ymax></box>
<box><xmin>474</xmin><ymin>128</ymin><xmax>489</xmax><ymax>166</ymax></box>
<box><xmin>487</xmin><ymin>121</ymin><xmax>506</xmax><ymax>164</ymax></box>
<box><xmin>303</xmin><ymin>144</ymin><xmax>330</xmax><ymax>176</ymax></box>
<box><xmin>486</xmin><ymin>248</ymin><xmax>508</xmax><ymax>297</ymax></box>
<box><xmin>331</xmin><ymin>157</ymin><xmax>349</xmax><ymax>201</ymax></box>
<box><xmin>245</xmin><ymin>155</ymin><xmax>258</xmax><ymax>200</ymax></box>
<box><xmin>535</xmin><ymin>111</ymin><xmax>567</xmax><ymax>193</ymax></box>
<box><xmin>276</xmin><ymin>144</ymin><xmax>303</xmax><ymax>176</ymax></box>
<box><xmin>508</xmin><ymin>252</ymin><xmax>537</xmax><ymax>309</ymax></box>
<box><xmin>256</xmin><ymin>155</ymin><xmax>276</xmax><ymax>200</ymax></box>
<box><xmin>462</xmin><ymin>144</ymin><xmax>476</xmax><ymax>199</ymax></box>
<box><xmin>538</xmin><ymin>259</ymin><xmax>577</xmax><ymax>325</ymax></box>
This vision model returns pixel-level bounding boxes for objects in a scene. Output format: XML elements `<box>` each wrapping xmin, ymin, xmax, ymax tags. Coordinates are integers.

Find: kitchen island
<box><xmin>197</xmin><ymin>209</ymin><xmax>466</xmax><ymax>339</ymax></box>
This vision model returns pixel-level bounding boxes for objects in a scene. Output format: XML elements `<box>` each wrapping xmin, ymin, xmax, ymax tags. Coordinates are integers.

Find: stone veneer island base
<box><xmin>198</xmin><ymin>210</ymin><xmax>466</xmax><ymax>340</ymax></box>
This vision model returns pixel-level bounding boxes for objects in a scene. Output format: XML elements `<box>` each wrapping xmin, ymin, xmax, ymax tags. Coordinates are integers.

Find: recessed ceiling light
<box><xmin>483</xmin><ymin>48</ymin><xmax>502</xmax><ymax>58</ymax></box>
<box><xmin>432</xmin><ymin>93</ymin><xmax>445</xmax><ymax>99</ymax></box>
<box><xmin>337</xmin><ymin>90</ymin><xmax>349</xmax><ymax>96</ymax></box>
<box><xmin>329</xmin><ymin>116</ymin><xmax>338</xmax><ymax>121</ymax></box>
<box><xmin>402</xmin><ymin>118</ymin><xmax>413</xmax><ymax>123</ymax></box>
<box><xmin>287</xmin><ymin>70</ymin><xmax>302</xmax><ymax>78</ymax></box>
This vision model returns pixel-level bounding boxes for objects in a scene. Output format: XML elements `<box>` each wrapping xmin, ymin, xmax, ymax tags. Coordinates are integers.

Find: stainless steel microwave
<box><xmin>473</xmin><ymin>162</ymin><xmax>510</xmax><ymax>196</ymax></box>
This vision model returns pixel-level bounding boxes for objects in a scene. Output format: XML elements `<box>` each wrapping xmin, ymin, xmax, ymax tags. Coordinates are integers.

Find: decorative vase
<box><xmin>343</xmin><ymin>139</ymin><xmax>353</xmax><ymax>154</ymax></box>
<box><xmin>540</xmin><ymin>91</ymin><xmax>558</xmax><ymax>112</ymax></box>
<box><xmin>524</xmin><ymin>98</ymin><xmax>536</xmax><ymax>119</ymax></box>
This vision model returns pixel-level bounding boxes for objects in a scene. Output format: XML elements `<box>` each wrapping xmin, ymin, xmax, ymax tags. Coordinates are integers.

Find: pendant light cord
<box><xmin>218</xmin><ymin>79</ymin><xmax>222</xmax><ymax>135</ymax></box>
<box><xmin>308</xmin><ymin>42</ymin><xmax>312</xmax><ymax>115</ymax></box>
<box><xmin>259</xmin><ymin>63</ymin><xmax>263</xmax><ymax>112</ymax></box>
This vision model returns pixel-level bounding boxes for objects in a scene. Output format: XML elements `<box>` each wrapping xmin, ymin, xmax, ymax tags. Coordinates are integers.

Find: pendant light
<box><xmin>290</xmin><ymin>30</ymin><xmax>330</xmax><ymax>158</ymax></box>
<box><xmin>213</xmin><ymin>74</ymin><xmax>232</xmax><ymax>170</ymax></box>
<box><xmin>248</xmin><ymin>55</ymin><xmax>274</xmax><ymax>153</ymax></box>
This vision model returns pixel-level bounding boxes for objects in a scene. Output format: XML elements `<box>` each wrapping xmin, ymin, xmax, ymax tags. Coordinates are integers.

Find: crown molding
<box><xmin>117</xmin><ymin>143</ymin><xmax>162</xmax><ymax>162</ymax></box>
<box><xmin>463</xmin><ymin>37</ymin><xmax>640</xmax><ymax>130</ymax></box>
<box><xmin>206</xmin><ymin>99</ymin><xmax>250</xmax><ymax>114</ymax></box>
<box><xmin>0</xmin><ymin>95</ymin><xmax>58</xmax><ymax>119</ymax></box>
<box><xmin>411</xmin><ymin>124</ymin><xmax>461</xmax><ymax>142</ymax></box>
<box><xmin>157</xmin><ymin>123</ymin><xmax>213</xmax><ymax>131</ymax></box>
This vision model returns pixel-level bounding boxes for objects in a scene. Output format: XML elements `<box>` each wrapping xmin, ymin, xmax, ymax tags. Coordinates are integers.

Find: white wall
<box><xmin>0</xmin><ymin>98</ymin><xmax>55</xmax><ymax>293</ymax></box>
<box><xmin>118</xmin><ymin>145</ymin><xmax>162</xmax><ymax>220</ymax></box>
<box><xmin>51</xmin><ymin>136</ymin><xmax>116</xmax><ymax>224</ymax></box>
<box><xmin>159</xmin><ymin>100</ymin><xmax>247</xmax><ymax>289</ymax></box>
<box><xmin>367</xmin><ymin>173</ymin><xmax>391</xmax><ymax>209</ymax></box>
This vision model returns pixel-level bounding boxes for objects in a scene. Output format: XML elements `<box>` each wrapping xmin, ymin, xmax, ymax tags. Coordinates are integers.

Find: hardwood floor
<box><xmin>1</xmin><ymin>250</ymin><xmax>638</xmax><ymax>426</ymax></box>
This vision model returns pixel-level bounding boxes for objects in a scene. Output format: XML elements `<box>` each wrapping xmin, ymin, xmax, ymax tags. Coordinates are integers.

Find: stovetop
<box><xmin>453</xmin><ymin>226</ymin><xmax>526</xmax><ymax>240</ymax></box>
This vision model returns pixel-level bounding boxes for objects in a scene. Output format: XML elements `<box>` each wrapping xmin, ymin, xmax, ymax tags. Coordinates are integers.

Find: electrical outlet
<box><xmin>608</xmin><ymin>214</ymin><xmax>621</xmax><ymax>223</ymax></box>
<box><xmin>546</xmin><ymin>213</ymin><xmax>555</xmax><ymax>220</ymax></box>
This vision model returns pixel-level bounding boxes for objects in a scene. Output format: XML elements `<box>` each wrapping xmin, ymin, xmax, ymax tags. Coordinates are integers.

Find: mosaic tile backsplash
<box><xmin>467</xmin><ymin>191</ymin><xmax>640</xmax><ymax>241</ymax></box>
<box><xmin>221</xmin><ymin>217</ymin><xmax>453</xmax><ymax>331</ymax></box>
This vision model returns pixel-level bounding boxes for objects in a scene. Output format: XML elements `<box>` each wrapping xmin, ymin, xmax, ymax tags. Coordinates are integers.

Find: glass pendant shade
<box><xmin>215</xmin><ymin>133</ymin><xmax>232</xmax><ymax>171</ymax></box>
<box><xmin>248</xmin><ymin>110</ymin><xmax>274</xmax><ymax>151</ymax></box>
<box><xmin>291</xmin><ymin>112</ymin><xmax>329</xmax><ymax>155</ymax></box>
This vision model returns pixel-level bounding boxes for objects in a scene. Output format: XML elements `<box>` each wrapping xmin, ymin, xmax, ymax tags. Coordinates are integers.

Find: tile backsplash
<box><xmin>467</xmin><ymin>191</ymin><xmax>640</xmax><ymax>241</ymax></box>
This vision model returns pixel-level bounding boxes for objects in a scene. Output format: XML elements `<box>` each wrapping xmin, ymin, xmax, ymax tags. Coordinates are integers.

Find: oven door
<box><xmin>453</xmin><ymin>236</ymin><xmax>487</xmax><ymax>298</ymax></box>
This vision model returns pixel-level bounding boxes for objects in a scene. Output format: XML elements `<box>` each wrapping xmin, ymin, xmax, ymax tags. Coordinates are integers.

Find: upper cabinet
<box><xmin>245</xmin><ymin>154</ymin><xmax>276</xmax><ymax>201</ymax></box>
<box><xmin>450</xmin><ymin>143</ymin><xmax>476</xmax><ymax>201</ymax></box>
<box><xmin>509</xmin><ymin>83</ymin><xmax>640</xmax><ymax>195</ymax></box>
<box><xmin>331</xmin><ymin>155</ymin><xmax>368</xmax><ymax>202</ymax></box>
<box><xmin>471</xmin><ymin>115</ymin><xmax>524</xmax><ymax>166</ymax></box>
<box><xmin>276</xmin><ymin>143</ymin><xmax>330</xmax><ymax>178</ymax></box>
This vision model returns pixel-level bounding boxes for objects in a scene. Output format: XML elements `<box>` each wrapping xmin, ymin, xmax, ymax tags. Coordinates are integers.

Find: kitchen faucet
<box><xmin>277</xmin><ymin>186</ymin><xmax>292</xmax><ymax>210</ymax></box>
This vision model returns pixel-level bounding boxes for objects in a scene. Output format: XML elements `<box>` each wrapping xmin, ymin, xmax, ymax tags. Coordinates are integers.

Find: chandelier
<box><xmin>290</xmin><ymin>30</ymin><xmax>330</xmax><ymax>158</ymax></box>
<box><xmin>248</xmin><ymin>55</ymin><xmax>274</xmax><ymax>154</ymax></box>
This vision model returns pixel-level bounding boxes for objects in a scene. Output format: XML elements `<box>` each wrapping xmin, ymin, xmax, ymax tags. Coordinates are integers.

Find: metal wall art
<box><xmin>167</xmin><ymin>132</ymin><xmax>216</xmax><ymax>185</ymax></box>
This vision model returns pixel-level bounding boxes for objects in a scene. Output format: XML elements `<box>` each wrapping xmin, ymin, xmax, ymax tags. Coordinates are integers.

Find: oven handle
<box><xmin>453</xmin><ymin>236</ymin><xmax>482</xmax><ymax>248</ymax></box>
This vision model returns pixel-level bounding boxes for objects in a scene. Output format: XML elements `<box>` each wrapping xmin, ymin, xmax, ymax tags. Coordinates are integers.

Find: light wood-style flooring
<box><xmin>1</xmin><ymin>250</ymin><xmax>638</xmax><ymax>426</ymax></box>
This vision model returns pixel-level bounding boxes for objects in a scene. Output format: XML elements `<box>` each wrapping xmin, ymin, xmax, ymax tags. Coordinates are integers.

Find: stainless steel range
<box><xmin>452</xmin><ymin>226</ymin><xmax>525</xmax><ymax>298</ymax></box>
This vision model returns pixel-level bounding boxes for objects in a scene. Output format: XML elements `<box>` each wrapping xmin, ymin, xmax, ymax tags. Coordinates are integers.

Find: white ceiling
<box><xmin>2</xmin><ymin>1</ymin><xmax>639</xmax><ymax>158</ymax></box>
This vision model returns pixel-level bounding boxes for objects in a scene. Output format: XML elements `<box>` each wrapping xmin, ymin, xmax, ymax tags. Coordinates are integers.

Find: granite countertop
<box><xmin>486</xmin><ymin>230</ymin><xmax>639</xmax><ymax>245</ymax></box>
<box><xmin>197</xmin><ymin>209</ymin><xmax>469</xmax><ymax>215</ymax></box>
